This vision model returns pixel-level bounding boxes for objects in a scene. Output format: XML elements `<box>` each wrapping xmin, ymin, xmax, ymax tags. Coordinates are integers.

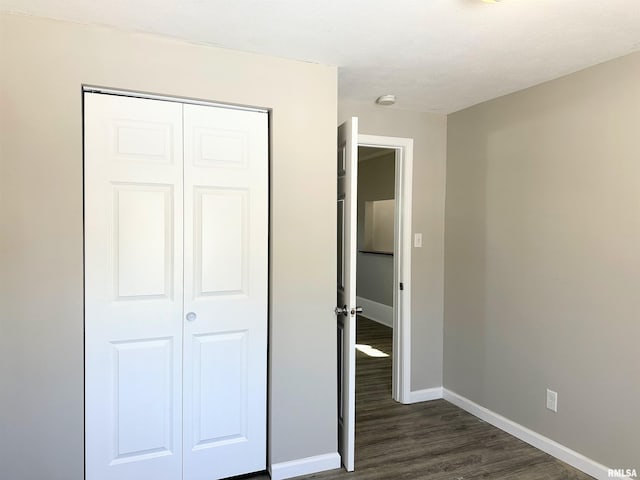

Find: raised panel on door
<box><xmin>111</xmin><ymin>338</ymin><xmax>174</xmax><ymax>462</ymax></box>
<box><xmin>84</xmin><ymin>93</ymin><xmax>183</xmax><ymax>480</ymax></box>
<box><xmin>183</xmin><ymin>104</ymin><xmax>268</xmax><ymax>480</ymax></box>
<box><xmin>194</xmin><ymin>187</ymin><xmax>248</xmax><ymax>296</ymax></box>
<box><xmin>114</xmin><ymin>184</ymin><xmax>174</xmax><ymax>299</ymax></box>
<box><xmin>191</xmin><ymin>331</ymin><xmax>248</xmax><ymax>448</ymax></box>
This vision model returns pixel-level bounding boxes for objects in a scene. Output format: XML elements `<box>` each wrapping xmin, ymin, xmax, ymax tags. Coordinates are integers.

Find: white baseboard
<box><xmin>356</xmin><ymin>296</ymin><xmax>393</xmax><ymax>328</ymax></box>
<box><xmin>407</xmin><ymin>387</ymin><xmax>443</xmax><ymax>404</ymax></box>
<box><xmin>442</xmin><ymin>388</ymin><xmax>617</xmax><ymax>480</ymax></box>
<box><xmin>269</xmin><ymin>452</ymin><xmax>341</xmax><ymax>480</ymax></box>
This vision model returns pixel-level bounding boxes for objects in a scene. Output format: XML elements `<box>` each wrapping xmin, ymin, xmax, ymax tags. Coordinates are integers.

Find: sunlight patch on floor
<box><xmin>355</xmin><ymin>344</ymin><xmax>389</xmax><ymax>357</ymax></box>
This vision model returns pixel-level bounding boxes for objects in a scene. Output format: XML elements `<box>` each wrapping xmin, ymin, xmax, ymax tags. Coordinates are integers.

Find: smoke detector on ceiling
<box><xmin>375</xmin><ymin>95</ymin><xmax>396</xmax><ymax>106</ymax></box>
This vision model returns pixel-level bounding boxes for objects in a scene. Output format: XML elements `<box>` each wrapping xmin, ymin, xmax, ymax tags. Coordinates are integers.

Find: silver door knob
<box><xmin>334</xmin><ymin>305</ymin><xmax>348</xmax><ymax>316</ymax></box>
<box><xmin>185</xmin><ymin>312</ymin><xmax>197</xmax><ymax>321</ymax></box>
<box><xmin>351</xmin><ymin>306</ymin><xmax>363</xmax><ymax>316</ymax></box>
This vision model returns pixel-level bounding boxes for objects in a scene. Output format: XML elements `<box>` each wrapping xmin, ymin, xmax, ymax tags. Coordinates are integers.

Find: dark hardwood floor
<box><xmin>249</xmin><ymin>317</ymin><xmax>593</xmax><ymax>480</ymax></box>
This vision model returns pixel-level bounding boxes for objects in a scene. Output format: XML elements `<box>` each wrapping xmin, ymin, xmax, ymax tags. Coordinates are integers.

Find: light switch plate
<box><xmin>546</xmin><ymin>389</ymin><xmax>558</xmax><ymax>412</ymax></box>
<box><xmin>414</xmin><ymin>233</ymin><xmax>423</xmax><ymax>248</ymax></box>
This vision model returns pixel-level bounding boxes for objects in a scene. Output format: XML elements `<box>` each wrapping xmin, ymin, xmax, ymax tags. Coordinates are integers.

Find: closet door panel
<box><xmin>183</xmin><ymin>104</ymin><xmax>268</xmax><ymax>480</ymax></box>
<box><xmin>84</xmin><ymin>93</ymin><xmax>183</xmax><ymax>480</ymax></box>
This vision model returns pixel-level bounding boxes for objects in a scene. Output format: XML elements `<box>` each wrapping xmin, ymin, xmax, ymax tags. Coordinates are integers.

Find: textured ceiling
<box><xmin>3</xmin><ymin>0</ymin><xmax>640</xmax><ymax>113</ymax></box>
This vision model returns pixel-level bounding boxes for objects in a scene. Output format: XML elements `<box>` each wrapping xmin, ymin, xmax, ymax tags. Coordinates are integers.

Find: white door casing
<box><xmin>84</xmin><ymin>92</ymin><xmax>268</xmax><ymax>480</ymax></box>
<box><xmin>336</xmin><ymin>117</ymin><xmax>358</xmax><ymax>472</ymax></box>
<box><xmin>182</xmin><ymin>104</ymin><xmax>268</xmax><ymax>480</ymax></box>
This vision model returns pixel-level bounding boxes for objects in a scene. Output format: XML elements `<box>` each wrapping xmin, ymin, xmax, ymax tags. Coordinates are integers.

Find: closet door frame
<box><xmin>83</xmin><ymin>86</ymin><xmax>268</xmax><ymax>113</ymax></box>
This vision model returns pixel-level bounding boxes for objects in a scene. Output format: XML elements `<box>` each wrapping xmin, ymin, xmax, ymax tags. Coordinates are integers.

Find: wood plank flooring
<box><xmin>248</xmin><ymin>317</ymin><xmax>593</xmax><ymax>480</ymax></box>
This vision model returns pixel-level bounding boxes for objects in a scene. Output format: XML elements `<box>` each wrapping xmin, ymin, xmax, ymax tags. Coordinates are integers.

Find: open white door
<box><xmin>336</xmin><ymin>117</ymin><xmax>359</xmax><ymax>472</ymax></box>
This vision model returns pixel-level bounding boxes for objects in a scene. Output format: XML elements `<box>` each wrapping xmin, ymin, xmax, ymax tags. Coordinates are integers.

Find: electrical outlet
<box><xmin>546</xmin><ymin>389</ymin><xmax>558</xmax><ymax>413</ymax></box>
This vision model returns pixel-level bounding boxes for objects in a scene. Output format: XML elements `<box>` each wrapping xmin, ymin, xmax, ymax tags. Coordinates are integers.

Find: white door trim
<box><xmin>358</xmin><ymin>134</ymin><xmax>413</xmax><ymax>405</ymax></box>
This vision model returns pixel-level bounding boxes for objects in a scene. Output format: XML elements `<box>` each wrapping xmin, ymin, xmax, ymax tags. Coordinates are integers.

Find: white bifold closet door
<box><xmin>84</xmin><ymin>93</ymin><xmax>268</xmax><ymax>480</ymax></box>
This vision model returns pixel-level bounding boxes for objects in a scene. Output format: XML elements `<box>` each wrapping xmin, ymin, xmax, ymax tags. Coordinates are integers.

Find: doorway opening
<box><xmin>352</xmin><ymin>135</ymin><xmax>413</xmax><ymax>468</ymax></box>
<box><xmin>357</xmin><ymin>135</ymin><xmax>412</xmax><ymax>406</ymax></box>
<box><xmin>355</xmin><ymin>145</ymin><xmax>396</xmax><ymax>406</ymax></box>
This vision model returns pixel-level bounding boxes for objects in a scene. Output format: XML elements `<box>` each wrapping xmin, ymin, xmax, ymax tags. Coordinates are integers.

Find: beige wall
<box><xmin>0</xmin><ymin>14</ymin><xmax>337</xmax><ymax>479</ymax></box>
<box><xmin>445</xmin><ymin>52</ymin><xmax>640</xmax><ymax>469</ymax></box>
<box><xmin>339</xmin><ymin>101</ymin><xmax>447</xmax><ymax>390</ymax></box>
<box><xmin>357</xmin><ymin>151</ymin><xmax>395</xmax><ymax>306</ymax></box>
